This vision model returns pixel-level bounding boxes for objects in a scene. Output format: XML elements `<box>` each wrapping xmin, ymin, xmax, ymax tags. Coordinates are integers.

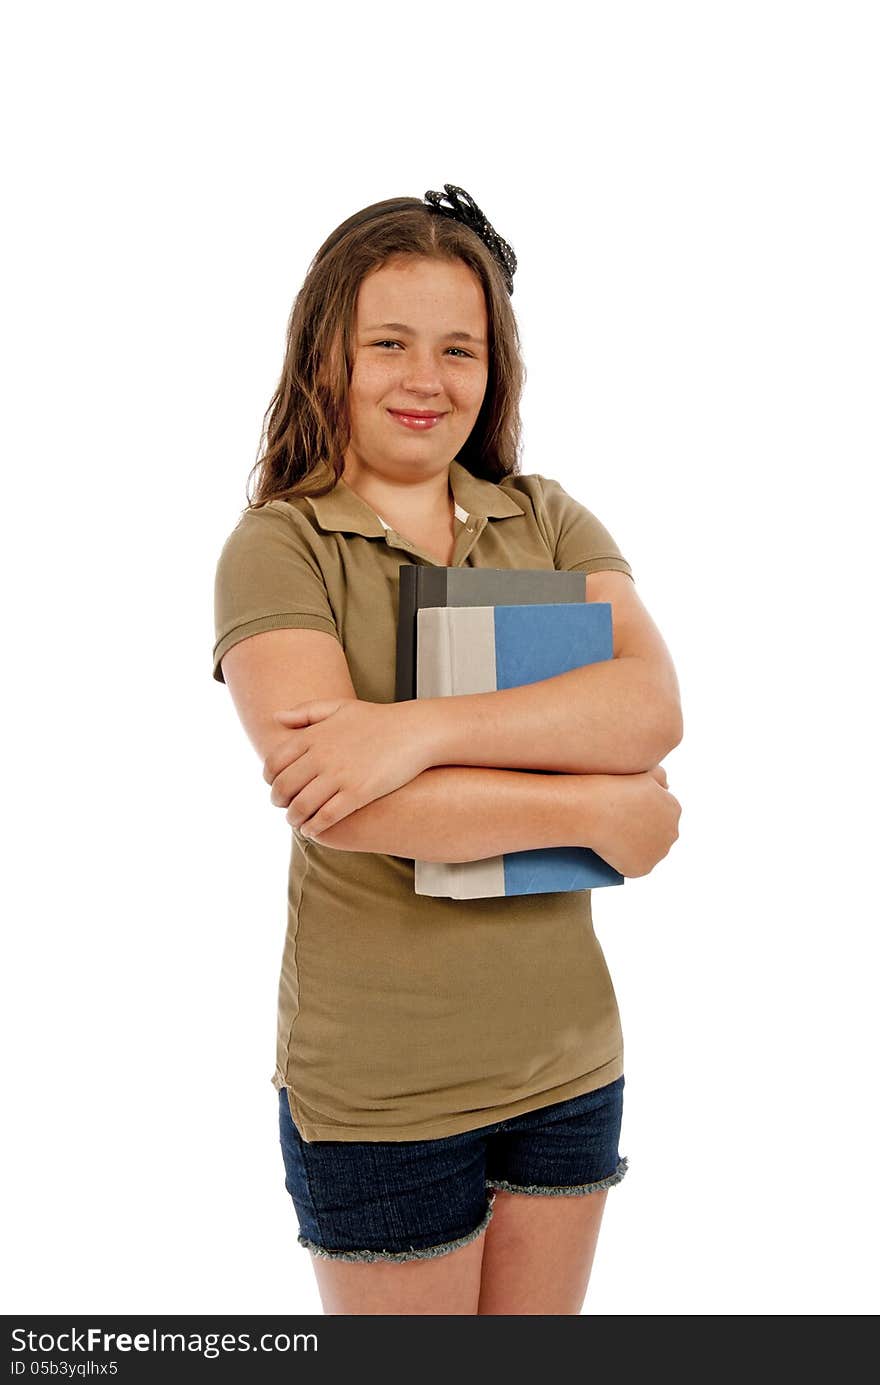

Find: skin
<box><xmin>303</xmin><ymin>255</ymin><xmax>619</xmax><ymax>1315</ymax></box>
<box><xmin>310</xmin><ymin>1188</ymin><xmax>611</xmax><ymax>1316</ymax></box>
<box><xmin>340</xmin><ymin>253</ymin><xmax>490</xmax><ymax>558</ymax></box>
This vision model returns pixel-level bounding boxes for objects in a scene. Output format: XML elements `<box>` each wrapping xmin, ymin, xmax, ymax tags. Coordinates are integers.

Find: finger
<box><xmin>270</xmin><ymin>768</ymin><xmax>302</xmax><ymax>809</ymax></box>
<box><xmin>299</xmin><ymin>790</ymin><xmax>350</xmax><ymax>840</ymax></box>
<box><xmin>286</xmin><ymin>776</ymin><xmax>331</xmax><ymax>829</ymax></box>
<box><xmin>275</xmin><ymin>698</ymin><xmax>349</xmax><ymax>726</ymax></box>
<box><xmin>274</xmin><ymin>700</ymin><xmax>338</xmax><ymax>722</ymax></box>
<box><xmin>263</xmin><ymin>737</ymin><xmax>306</xmax><ymax>786</ymax></box>
<box><xmin>282</xmin><ymin>769</ymin><xmax>323</xmax><ymax>819</ymax></box>
<box><xmin>299</xmin><ymin>809</ymin><xmax>326</xmax><ymax>837</ymax></box>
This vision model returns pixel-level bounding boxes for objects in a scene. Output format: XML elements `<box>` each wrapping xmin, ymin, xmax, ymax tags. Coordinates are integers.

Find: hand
<box><xmin>583</xmin><ymin>763</ymin><xmax>682</xmax><ymax>879</ymax></box>
<box><xmin>262</xmin><ymin>697</ymin><xmax>432</xmax><ymax>839</ymax></box>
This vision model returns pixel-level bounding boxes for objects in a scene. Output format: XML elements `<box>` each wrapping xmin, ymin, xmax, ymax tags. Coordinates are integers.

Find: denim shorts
<box><xmin>278</xmin><ymin>1075</ymin><xmax>627</xmax><ymax>1263</ymax></box>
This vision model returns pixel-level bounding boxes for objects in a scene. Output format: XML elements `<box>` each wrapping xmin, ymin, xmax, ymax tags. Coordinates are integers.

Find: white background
<box><xmin>3</xmin><ymin>0</ymin><xmax>877</xmax><ymax>1316</ymax></box>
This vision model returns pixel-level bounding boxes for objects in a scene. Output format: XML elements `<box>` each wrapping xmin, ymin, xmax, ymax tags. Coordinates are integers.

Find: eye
<box><xmin>372</xmin><ymin>340</ymin><xmax>473</xmax><ymax>358</ymax></box>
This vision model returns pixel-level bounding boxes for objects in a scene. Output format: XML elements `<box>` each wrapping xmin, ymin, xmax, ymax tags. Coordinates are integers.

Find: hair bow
<box><xmin>423</xmin><ymin>183</ymin><xmax>517</xmax><ymax>296</ymax></box>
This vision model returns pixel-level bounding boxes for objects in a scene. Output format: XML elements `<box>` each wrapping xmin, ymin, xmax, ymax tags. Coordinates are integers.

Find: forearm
<box><xmin>305</xmin><ymin>764</ymin><xmax>591</xmax><ymax>862</ymax></box>
<box><xmin>419</xmin><ymin>657</ymin><xmax>682</xmax><ymax>775</ymax></box>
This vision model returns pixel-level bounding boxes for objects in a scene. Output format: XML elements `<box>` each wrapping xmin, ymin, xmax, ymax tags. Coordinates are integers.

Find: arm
<box><xmin>314</xmin><ymin>760</ymin><xmax>679</xmax><ymax>878</ymax></box>
<box><xmin>419</xmin><ymin>570</ymin><xmax>684</xmax><ymax>775</ymax></box>
<box><xmin>218</xmin><ymin>626</ymin><xmax>599</xmax><ymax>863</ymax></box>
<box><xmin>310</xmin><ymin>763</ymin><xmax>593</xmax><ymax>862</ymax></box>
<box><xmin>219</xmin><ymin>627</ymin><xmax>678</xmax><ymax>873</ymax></box>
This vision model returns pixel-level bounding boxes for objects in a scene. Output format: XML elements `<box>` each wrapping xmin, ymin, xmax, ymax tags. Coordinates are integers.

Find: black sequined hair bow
<box><xmin>423</xmin><ymin>183</ymin><xmax>517</xmax><ymax>296</ymax></box>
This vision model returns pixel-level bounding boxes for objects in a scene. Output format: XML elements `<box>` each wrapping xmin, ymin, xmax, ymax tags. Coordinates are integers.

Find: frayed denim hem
<box><xmin>486</xmin><ymin>1154</ymin><xmax>629</xmax><ymax>1197</ymax></box>
<box><xmin>296</xmin><ymin>1191</ymin><xmax>497</xmax><ymax>1264</ymax></box>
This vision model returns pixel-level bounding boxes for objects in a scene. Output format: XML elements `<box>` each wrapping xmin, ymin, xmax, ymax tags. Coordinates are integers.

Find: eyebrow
<box><xmin>364</xmin><ymin>321</ymin><xmax>486</xmax><ymax>345</ymax></box>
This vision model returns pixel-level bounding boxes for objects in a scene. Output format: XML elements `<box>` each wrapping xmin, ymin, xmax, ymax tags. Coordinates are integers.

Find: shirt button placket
<box><xmin>457</xmin><ymin>516</ymin><xmax>485</xmax><ymax>563</ymax></box>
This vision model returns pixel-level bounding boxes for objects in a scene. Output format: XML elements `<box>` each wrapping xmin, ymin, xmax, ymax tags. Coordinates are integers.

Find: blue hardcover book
<box><xmin>395</xmin><ymin>564</ymin><xmax>591</xmax><ymax>702</ymax></box>
<box><xmin>414</xmin><ymin>601</ymin><xmax>624</xmax><ymax>898</ymax></box>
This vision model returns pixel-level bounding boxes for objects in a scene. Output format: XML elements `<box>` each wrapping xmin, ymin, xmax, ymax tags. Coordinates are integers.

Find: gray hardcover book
<box><xmin>395</xmin><ymin>565</ymin><xmax>588</xmax><ymax>702</ymax></box>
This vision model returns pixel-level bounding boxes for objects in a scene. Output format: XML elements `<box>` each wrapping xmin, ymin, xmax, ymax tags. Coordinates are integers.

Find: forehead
<box><xmin>356</xmin><ymin>256</ymin><xmax>487</xmax><ymax>330</ymax></box>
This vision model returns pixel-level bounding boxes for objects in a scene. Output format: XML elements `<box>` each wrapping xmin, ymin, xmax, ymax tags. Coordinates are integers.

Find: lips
<box><xmin>387</xmin><ymin>408</ymin><xmax>446</xmax><ymax>431</ymax></box>
<box><xmin>388</xmin><ymin>409</ymin><xmax>445</xmax><ymax>419</ymax></box>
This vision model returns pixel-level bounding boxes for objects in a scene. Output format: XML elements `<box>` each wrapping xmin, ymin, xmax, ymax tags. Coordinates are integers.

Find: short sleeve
<box><xmin>212</xmin><ymin>500</ymin><xmax>341</xmax><ymax>684</ymax></box>
<box><xmin>535</xmin><ymin>475</ymin><xmax>633</xmax><ymax>579</ymax></box>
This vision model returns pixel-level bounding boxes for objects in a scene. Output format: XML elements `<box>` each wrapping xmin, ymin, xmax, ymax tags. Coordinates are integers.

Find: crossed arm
<box><xmin>221</xmin><ymin>570</ymin><xmax>683</xmax><ymax>861</ymax></box>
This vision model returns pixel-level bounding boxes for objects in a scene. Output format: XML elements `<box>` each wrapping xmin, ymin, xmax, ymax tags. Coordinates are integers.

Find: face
<box><xmin>342</xmin><ymin>255</ymin><xmax>490</xmax><ymax>487</ymax></box>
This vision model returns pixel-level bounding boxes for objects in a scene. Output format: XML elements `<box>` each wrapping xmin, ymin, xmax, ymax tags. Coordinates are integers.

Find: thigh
<box><xmin>478</xmin><ymin>1184</ymin><xmax>610</xmax><ymax>1315</ymax></box>
<box><xmin>479</xmin><ymin>1076</ymin><xmax>628</xmax><ymax>1315</ymax></box>
<box><xmin>277</xmin><ymin>1088</ymin><xmax>496</xmax><ymax>1314</ymax></box>
<box><xmin>311</xmin><ymin>1230</ymin><xmax>487</xmax><ymax>1315</ymax></box>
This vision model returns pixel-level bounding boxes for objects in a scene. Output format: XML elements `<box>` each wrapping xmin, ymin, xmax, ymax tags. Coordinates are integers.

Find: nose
<box><xmin>399</xmin><ymin>349</ymin><xmax>444</xmax><ymax>395</ymax></box>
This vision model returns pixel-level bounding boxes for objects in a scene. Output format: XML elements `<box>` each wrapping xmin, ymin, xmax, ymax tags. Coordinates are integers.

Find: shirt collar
<box><xmin>304</xmin><ymin>458</ymin><xmax>524</xmax><ymax>537</ymax></box>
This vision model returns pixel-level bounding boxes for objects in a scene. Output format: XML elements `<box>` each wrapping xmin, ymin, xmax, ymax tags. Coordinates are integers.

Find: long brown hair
<box><xmin>245</xmin><ymin>196</ymin><xmax>526</xmax><ymax>509</ymax></box>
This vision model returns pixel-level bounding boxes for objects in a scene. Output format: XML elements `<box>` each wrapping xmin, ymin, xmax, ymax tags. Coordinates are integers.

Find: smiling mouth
<box><xmin>388</xmin><ymin>409</ymin><xmax>446</xmax><ymax>418</ymax></box>
<box><xmin>387</xmin><ymin>409</ymin><xmax>446</xmax><ymax>430</ymax></box>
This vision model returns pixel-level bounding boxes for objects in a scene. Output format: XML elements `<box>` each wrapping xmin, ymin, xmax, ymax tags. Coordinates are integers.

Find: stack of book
<box><xmin>395</xmin><ymin>566</ymin><xmax>624</xmax><ymax>899</ymax></box>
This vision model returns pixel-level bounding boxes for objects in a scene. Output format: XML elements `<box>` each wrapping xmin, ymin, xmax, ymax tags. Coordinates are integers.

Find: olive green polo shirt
<box><xmin>213</xmin><ymin>459</ymin><xmax>634</xmax><ymax>1142</ymax></box>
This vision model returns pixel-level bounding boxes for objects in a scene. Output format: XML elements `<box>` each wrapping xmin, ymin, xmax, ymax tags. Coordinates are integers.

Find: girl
<box><xmin>212</xmin><ymin>184</ymin><xmax>682</xmax><ymax>1315</ymax></box>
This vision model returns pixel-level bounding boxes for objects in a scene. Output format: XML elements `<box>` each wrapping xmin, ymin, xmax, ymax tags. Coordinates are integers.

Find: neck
<box><xmin>341</xmin><ymin>461</ymin><xmax>454</xmax><ymax>528</ymax></box>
